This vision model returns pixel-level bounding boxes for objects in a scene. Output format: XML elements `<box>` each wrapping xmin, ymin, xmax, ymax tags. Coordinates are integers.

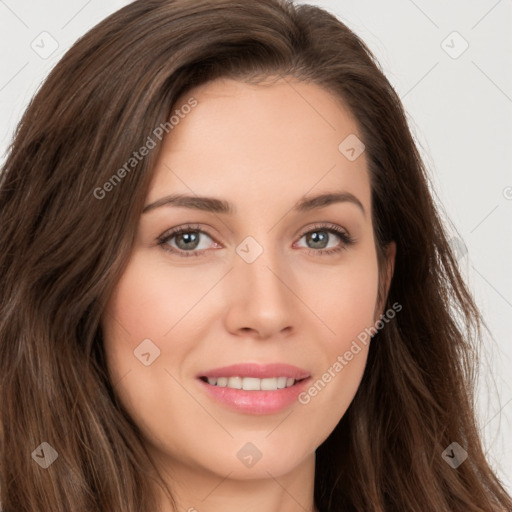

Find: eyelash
<box><xmin>157</xmin><ymin>223</ymin><xmax>355</xmax><ymax>258</ymax></box>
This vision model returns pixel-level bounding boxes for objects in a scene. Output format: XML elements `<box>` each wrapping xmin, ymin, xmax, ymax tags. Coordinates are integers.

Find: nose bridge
<box><xmin>225</xmin><ymin>232</ymin><xmax>297</xmax><ymax>336</ymax></box>
<box><xmin>236</xmin><ymin>232</ymin><xmax>287</xmax><ymax>300</ymax></box>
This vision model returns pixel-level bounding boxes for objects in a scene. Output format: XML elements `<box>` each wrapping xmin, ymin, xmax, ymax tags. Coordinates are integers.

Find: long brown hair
<box><xmin>1</xmin><ymin>0</ymin><xmax>510</xmax><ymax>510</ymax></box>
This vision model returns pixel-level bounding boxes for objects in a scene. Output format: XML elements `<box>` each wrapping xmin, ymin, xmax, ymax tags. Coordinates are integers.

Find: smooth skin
<box><xmin>101</xmin><ymin>77</ymin><xmax>396</xmax><ymax>512</ymax></box>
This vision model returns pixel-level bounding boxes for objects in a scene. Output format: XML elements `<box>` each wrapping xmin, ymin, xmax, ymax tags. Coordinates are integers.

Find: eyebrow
<box><xmin>142</xmin><ymin>191</ymin><xmax>366</xmax><ymax>217</ymax></box>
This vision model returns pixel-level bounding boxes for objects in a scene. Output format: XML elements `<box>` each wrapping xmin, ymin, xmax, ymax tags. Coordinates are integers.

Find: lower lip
<box><xmin>197</xmin><ymin>378</ymin><xmax>311</xmax><ymax>415</ymax></box>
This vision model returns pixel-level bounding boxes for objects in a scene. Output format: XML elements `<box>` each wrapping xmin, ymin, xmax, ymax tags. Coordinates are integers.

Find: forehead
<box><xmin>145</xmin><ymin>77</ymin><xmax>370</xmax><ymax>213</ymax></box>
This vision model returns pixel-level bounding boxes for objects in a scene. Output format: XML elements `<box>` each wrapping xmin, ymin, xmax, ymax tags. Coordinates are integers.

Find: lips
<box><xmin>196</xmin><ymin>363</ymin><xmax>311</xmax><ymax>414</ymax></box>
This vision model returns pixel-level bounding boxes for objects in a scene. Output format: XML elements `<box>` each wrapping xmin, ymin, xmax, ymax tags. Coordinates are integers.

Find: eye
<box><xmin>157</xmin><ymin>224</ymin><xmax>218</xmax><ymax>257</ymax></box>
<box><xmin>295</xmin><ymin>223</ymin><xmax>355</xmax><ymax>256</ymax></box>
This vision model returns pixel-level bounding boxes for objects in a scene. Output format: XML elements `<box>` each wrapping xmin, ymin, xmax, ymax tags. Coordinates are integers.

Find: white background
<box><xmin>1</xmin><ymin>0</ymin><xmax>510</xmax><ymax>492</ymax></box>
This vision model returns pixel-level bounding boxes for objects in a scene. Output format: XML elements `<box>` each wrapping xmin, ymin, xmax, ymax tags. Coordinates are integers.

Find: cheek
<box><xmin>305</xmin><ymin>250</ymin><xmax>380</xmax><ymax>350</ymax></box>
<box><xmin>100</xmin><ymin>253</ymin><xmax>180</xmax><ymax>397</ymax></box>
<box><xmin>100</xmin><ymin>252</ymin><xmax>206</xmax><ymax>450</ymax></box>
<box><xmin>100</xmin><ymin>250</ymin><xmax>227</xmax><ymax>412</ymax></box>
<box><xmin>295</xmin><ymin>250</ymin><xmax>379</xmax><ymax>436</ymax></box>
<box><xmin>102</xmin><ymin>252</ymin><xmax>211</xmax><ymax>345</ymax></box>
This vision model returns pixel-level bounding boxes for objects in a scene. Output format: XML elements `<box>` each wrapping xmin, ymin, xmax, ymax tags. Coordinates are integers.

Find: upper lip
<box><xmin>198</xmin><ymin>363</ymin><xmax>310</xmax><ymax>380</ymax></box>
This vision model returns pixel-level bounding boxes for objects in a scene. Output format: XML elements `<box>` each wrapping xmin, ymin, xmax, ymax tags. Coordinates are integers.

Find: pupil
<box><xmin>308</xmin><ymin>231</ymin><xmax>327</xmax><ymax>249</ymax></box>
<box><xmin>177</xmin><ymin>232</ymin><xmax>199</xmax><ymax>250</ymax></box>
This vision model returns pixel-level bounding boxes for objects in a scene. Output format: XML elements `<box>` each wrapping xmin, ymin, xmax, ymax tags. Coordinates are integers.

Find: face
<box><xmin>101</xmin><ymin>77</ymin><xmax>395</xmax><ymax>485</ymax></box>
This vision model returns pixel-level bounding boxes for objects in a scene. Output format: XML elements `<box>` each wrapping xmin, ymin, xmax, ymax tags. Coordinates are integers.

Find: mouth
<box><xmin>196</xmin><ymin>363</ymin><xmax>311</xmax><ymax>414</ymax></box>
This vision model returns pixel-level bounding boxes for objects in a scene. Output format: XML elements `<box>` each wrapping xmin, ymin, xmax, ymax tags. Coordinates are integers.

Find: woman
<box><xmin>0</xmin><ymin>0</ymin><xmax>510</xmax><ymax>511</ymax></box>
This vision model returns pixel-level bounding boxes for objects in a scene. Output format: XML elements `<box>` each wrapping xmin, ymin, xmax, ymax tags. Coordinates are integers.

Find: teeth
<box><xmin>243</xmin><ymin>377</ymin><xmax>261</xmax><ymax>390</ymax></box>
<box><xmin>205</xmin><ymin>376</ymin><xmax>297</xmax><ymax>390</ymax></box>
<box><xmin>216</xmin><ymin>377</ymin><xmax>228</xmax><ymax>387</ymax></box>
<box><xmin>260</xmin><ymin>378</ymin><xmax>277</xmax><ymax>390</ymax></box>
<box><xmin>227</xmin><ymin>376</ymin><xmax>242</xmax><ymax>389</ymax></box>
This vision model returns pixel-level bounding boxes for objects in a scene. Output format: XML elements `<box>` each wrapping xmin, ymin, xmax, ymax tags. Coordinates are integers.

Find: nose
<box><xmin>222</xmin><ymin>240</ymin><xmax>300</xmax><ymax>340</ymax></box>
